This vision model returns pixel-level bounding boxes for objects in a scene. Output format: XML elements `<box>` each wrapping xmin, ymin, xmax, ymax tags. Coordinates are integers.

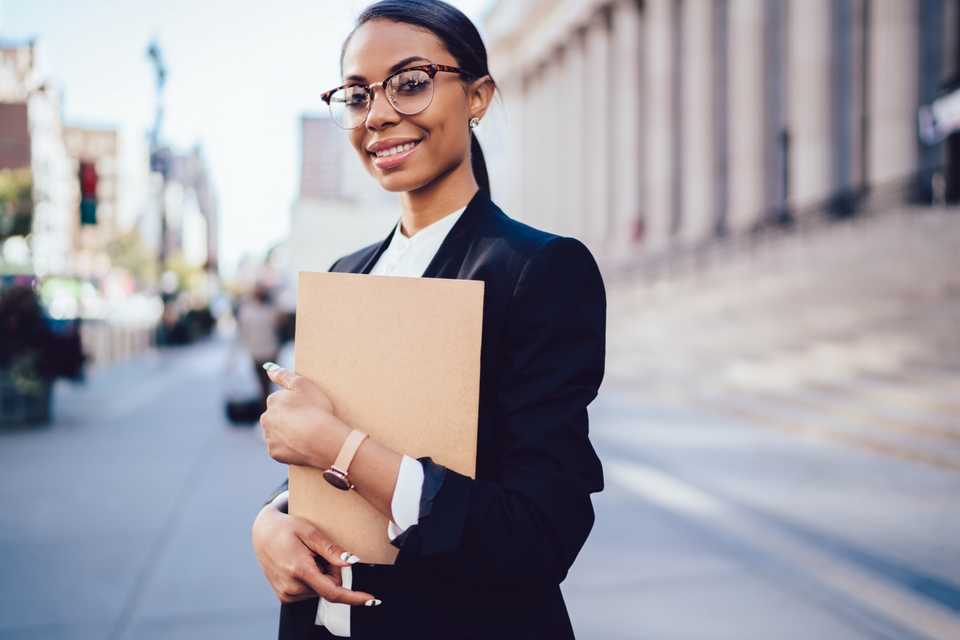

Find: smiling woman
<box><xmin>251</xmin><ymin>1</ymin><xmax>607</xmax><ymax>639</ymax></box>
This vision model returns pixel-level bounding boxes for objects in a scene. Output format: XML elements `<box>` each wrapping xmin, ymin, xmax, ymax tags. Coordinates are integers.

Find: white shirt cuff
<box><xmin>387</xmin><ymin>455</ymin><xmax>424</xmax><ymax>542</ymax></box>
<box><xmin>269</xmin><ymin>490</ymin><xmax>289</xmax><ymax>511</ymax></box>
<box><xmin>316</xmin><ymin>565</ymin><xmax>351</xmax><ymax>636</ymax></box>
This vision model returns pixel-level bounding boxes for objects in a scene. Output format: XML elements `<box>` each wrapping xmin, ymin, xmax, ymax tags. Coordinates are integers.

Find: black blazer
<box><xmin>276</xmin><ymin>190</ymin><xmax>605</xmax><ymax>639</ymax></box>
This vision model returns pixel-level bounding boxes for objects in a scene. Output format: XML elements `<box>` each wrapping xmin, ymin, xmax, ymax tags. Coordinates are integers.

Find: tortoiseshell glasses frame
<box><xmin>321</xmin><ymin>63</ymin><xmax>473</xmax><ymax>130</ymax></box>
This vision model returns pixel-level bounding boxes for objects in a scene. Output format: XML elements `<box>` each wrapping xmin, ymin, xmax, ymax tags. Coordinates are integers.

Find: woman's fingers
<box><xmin>253</xmin><ymin>509</ymin><xmax>378</xmax><ymax>606</ymax></box>
<box><xmin>275</xmin><ymin>578</ymin><xmax>320</xmax><ymax>604</ymax></box>
<box><xmin>297</xmin><ymin>528</ymin><xmax>358</xmax><ymax>569</ymax></box>
<box><xmin>295</xmin><ymin>526</ymin><xmax>376</xmax><ymax>601</ymax></box>
<box><xmin>294</xmin><ymin>563</ymin><xmax>378</xmax><ymax>606</ymax></box>
<box><xmin>263</xmin><ymin>362</ymin><xmax>302</xmax><ymax>391</ymax></box>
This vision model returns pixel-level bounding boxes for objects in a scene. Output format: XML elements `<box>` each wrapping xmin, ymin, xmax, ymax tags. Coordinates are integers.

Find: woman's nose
<box><xmin>365</xmin><ymin>88</ymin><xmax>400</xmax><ymax>130</ymax></box>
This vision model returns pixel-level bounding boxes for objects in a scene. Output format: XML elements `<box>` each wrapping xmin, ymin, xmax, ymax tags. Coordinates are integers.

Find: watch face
<box><xmin>323</xmin><ymin>468</ymin><xmax>351</xmax><ymax>491</ymax></box>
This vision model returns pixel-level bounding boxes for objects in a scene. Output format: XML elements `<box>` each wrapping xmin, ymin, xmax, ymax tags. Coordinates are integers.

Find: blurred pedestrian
<box><xmin>236</xmin><ymin>282</ymin><xmax>279</xmax><ymax>406</ymax></box>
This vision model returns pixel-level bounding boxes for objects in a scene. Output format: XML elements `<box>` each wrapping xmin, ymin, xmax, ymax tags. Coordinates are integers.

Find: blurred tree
<box><xmin>105</xmin><ymin>229</ymin><xmax>157</xmax><ymax>286</ymax></box>
<box><xmin>166</xmin><ymin>251</ymin><xmax>206</xmax><ymax>294</ymax></box>
<box><xmin>0</xmin><ymin>169</ymin><xmax>33</xmax><ymax>240</ymax></box>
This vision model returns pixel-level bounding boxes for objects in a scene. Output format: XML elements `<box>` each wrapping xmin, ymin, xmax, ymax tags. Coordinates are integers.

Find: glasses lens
<box><xmin>387</xmin><ymin>69</ymin><xmax>434</xmax><ymax>115</ymax></box>
<box><xmin>328</xmin><ymin>85</ymin><xmax>369</xmax><ymax>129</ymax></box>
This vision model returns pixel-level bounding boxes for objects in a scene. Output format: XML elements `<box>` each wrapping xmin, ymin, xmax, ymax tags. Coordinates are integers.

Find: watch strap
<box><xmin>331</xmin><ymin>430</ymin><xmax>369</xmax><ymax>476</ymax></box>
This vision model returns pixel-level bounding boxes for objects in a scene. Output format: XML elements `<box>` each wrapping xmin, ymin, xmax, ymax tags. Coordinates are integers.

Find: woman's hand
<box><xmin>260</xmin><ymin>363</ymin><xmax>350</xmax><ymax>468</ymax></box>
<box><xmin>251</xmin><ymin>503</ymin><xmax>379</xmax><ymax>606</ymax></box>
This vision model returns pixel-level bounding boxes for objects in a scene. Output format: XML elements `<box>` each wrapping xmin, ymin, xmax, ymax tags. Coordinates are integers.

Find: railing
<box><xmin>80</xmin><ymin>319</ymin><xmax>156</xmax><ymax>370</ymax></box>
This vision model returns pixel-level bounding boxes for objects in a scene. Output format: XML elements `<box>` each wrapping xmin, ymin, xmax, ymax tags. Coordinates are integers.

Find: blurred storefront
<box><xmin>482</xmin><ymin>0</ymin><xmax>960</xmax><ymax>267</ymax></box>
<box><xmin>0</xmin><ymin>37</ymin><xmax>179</xmax><ymax>369</ymax></box>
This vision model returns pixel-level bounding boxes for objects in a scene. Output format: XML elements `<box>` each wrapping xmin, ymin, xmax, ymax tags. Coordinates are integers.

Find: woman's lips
<box><xmin>370</xmin><ymin>140</ymin><xmax>421</xmax><ymax>171</ymax></box>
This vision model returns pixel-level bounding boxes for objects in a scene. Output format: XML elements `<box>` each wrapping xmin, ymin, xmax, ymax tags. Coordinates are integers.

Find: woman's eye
<box><xmin>395</xmin><ymin>75</ymin><xmax>430</xmax><ymax>94</ymax></box>
<box><xmin>346</xmin><ymin>93</ymin><xmax>368</xmax><ymax>107</ymax></box>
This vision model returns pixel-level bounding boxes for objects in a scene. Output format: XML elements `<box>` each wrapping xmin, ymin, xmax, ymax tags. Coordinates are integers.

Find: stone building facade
<box><xmin>482</xmin><ymin>0</ymin><xmax>960</xmax><ymax>263</ymax></box>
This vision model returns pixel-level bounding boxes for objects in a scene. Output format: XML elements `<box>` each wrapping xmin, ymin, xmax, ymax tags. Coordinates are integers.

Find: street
<box><xmin>2</xmin><ymin>208</ymin><xmax>959</xmax><ymax>639</ymax></box>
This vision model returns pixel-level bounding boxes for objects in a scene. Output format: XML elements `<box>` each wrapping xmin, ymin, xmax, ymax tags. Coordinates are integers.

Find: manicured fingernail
<box><xmin>339</xmin><ymin>552</ymin><xmax>350</xmax><ymax>562</ymax></box>
<box><xmin>347</xmin><ymin>554</ymin><xmax>360</xmax><ymax>564</ymax></box>
<box><xmin>364</xmin><ymin>599</ymin><xmax>382</xmax><ymax>607</ymax></box>
<box><xmin>262</xmin><ymin>362</ymin><xmax>278</xmax><ymax>371</ymax></box>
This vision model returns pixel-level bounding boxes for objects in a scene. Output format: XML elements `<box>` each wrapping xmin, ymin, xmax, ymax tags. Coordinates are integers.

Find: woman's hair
<box><xmin>343</xmin><ymin>0</ymin><xmax>494</xmax><ymax>194</ymax></box>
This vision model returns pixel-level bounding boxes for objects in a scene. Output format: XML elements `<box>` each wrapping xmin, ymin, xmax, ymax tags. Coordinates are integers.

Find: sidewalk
<box><xmin>0</xmin><ymin>338</ymin><xmax>281</xmax><ymax>640</ymax></box>
<box><xmin>2</xmin><ymin>218</ymin><xmax>958</xmax><ymax>640</ymax></box>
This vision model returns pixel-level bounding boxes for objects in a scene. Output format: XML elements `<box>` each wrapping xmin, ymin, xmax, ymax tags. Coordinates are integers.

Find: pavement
<box><xmin>1</xmin><ymin>205</ymin><xmax>958</xmax><ymax>639</ymax></box>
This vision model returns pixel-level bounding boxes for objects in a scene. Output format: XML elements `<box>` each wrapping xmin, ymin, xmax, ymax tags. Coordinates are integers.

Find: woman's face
<box><xmin>340</xmin><ymin>19</ymin><xmax>481</xmax><ymax>193</ymax></box>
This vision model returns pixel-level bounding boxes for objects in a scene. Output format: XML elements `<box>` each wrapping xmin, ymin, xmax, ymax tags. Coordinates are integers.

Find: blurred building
<box><xmin>483</xmin><ymin>0</ymin><xmax>960</xmax><ymax>264</ymax></box>
<box><xmin>140</xmin><ymin>145</ymin><xmax>220</xmax><ymax>273</ymax></box>
<box><xmin>0</xmin><ymin>37</ymin><xmax>75</xmax><ymax>277</ymax></box>
<box><xmin>285</xmin><ymin>114</ymin><xmax>397</xmax><ymax>278</ymax></box>
<box><xmin>168</xmin><ymin>146</ymin><xmax>219</xmax><ymax>272</ymax></box>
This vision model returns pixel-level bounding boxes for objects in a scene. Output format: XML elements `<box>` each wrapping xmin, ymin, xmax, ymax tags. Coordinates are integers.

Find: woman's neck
<box><xmin>398</xmin><ymin>160</ymin><xmax>478</xmax><ymax>237</ymax></box>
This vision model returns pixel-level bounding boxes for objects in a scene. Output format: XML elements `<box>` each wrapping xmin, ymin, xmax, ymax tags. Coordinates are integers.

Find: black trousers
<box><xmin>278</xmin><ymin>600</ymin><xmax>339</xmax><ymax>639</ymax></box>
<box><xmin>276</xmin><ymin>567</ymin><xmax>577</xmax><ymax>640</ymax></box>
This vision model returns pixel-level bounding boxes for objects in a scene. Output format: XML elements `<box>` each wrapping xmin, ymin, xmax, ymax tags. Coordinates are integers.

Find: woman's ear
<box><xmin>467</xmin><ymin>75</ymin><xmax>496</xmax><ymax>123</ymax></box>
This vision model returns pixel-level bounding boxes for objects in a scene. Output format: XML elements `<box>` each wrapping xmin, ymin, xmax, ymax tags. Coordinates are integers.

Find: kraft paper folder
<box><xmin>290</xmin><ymin>271</ymin><xmax>484</xmax><ymax>565</ymax></box>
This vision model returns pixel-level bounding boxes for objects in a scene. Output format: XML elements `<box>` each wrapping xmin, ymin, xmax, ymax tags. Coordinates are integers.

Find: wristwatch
<box><xmin>323</xmin><ymin>430</ymin><xmax>369</xmax><ymax>491</ymax></box>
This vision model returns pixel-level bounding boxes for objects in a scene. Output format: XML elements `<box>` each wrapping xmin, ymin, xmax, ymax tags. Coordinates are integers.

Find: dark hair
<box><xmin>343</xmin><ymin>0</ymin><xmax>494</xmax><ymax>194</ymax></box>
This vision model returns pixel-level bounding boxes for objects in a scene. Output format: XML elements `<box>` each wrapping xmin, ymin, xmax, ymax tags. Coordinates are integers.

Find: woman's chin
<box><xmin>375</xmin><ymin>171</ymin><xmax>427</xmax><ymax>193</ymax></box>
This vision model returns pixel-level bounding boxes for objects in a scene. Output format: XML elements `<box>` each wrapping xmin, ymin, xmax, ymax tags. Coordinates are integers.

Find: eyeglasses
<box><xmin>321</xmin><ymin>63</ymin><xmax>473</xmax><ymax>130</ymax></box>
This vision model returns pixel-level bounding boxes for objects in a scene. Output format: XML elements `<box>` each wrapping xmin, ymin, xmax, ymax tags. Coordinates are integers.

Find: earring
<box><xmin>469</xmin><ymin>117</ymin><xmax>480</xmax><ymax>130</ymax></box>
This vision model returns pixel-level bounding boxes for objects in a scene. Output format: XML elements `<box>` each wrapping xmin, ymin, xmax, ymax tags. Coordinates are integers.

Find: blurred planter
<box><xmin>0</xmin><ymin>366</ymin><xmax>52</xmax><ymax>428</ymax></box>
<box><xmin>0</xmin><ymin>284</ymin><xmax>85</xmax><ymax>428</ymax></box>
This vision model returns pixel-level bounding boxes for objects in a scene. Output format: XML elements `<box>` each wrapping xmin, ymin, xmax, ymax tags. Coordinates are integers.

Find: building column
<box><xmin>541</xmin><ymin>54</ymin><xmax>563</xmax><ymax>233</ymax></box>
<box><xmin>643</xmin><ymin>0</ymin><xmax>676</xmax><ymax>252</ymax></box>
<box><xmin>561</xmin><ymin>29</ymin><xmax>587</xmax><ymax>240</ymax></box>
<box><xmin>521</xmin><ymin>72</ymin><xmax>539</xmax><ymax>226</ymax></box>
<box><xmin>583</xmin><ymin>8</ymin><xmax>612</xmax><ymax>252</ymax></box>
<box><xmin>496</xmin><ymin>73</ymin><xmax>525</xmax><ymax>217</ymax></box>
<box><xmin>610</xmin><ymin>0</ymin><xmax>644</xmax><ymax>257</ymax></box>
<box><xmin>680</xmin><ymin>0</ymin><xmax>715</xmax><ymax>244</ymax></box>
<box><xmin>828</xmin><ymin>0</ymin><xmax>869</xmax><ymax>215</ymax></box>
<box><xmin>727</xmin><ymin>0</ymin><xmax>766</xmax><ymax>233</ymax></box>
<box><xmin>788</xmin><ymin>0</ymin><xmax>833</xmax><ymax>212</ymax></box>
<box><xmin>866</xmin><ymin>0</ymin><xmax>919</xmax><ymax>194</ymax></box>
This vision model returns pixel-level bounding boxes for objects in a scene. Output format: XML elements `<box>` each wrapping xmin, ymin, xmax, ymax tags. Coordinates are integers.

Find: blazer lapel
<box><xmin>421</xmin><ymin>189</ymin><xmax>490</xmax><ymax>279</ymax></box>
<box><xmin>355</xmin><ymin>226</ymin><xmax>397</xmax><ymax>275</ymax></box>
<box><xmin>346</xmin><ymin>189</ymin><xmax>490</xmax><ymax>277</ymax></box>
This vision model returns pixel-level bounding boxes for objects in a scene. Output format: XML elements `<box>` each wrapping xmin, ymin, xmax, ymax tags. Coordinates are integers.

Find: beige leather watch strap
<box><xmin>330</xmin><ymin>430</ymin><xmax>369</xmax><ymax>477</ymax></box>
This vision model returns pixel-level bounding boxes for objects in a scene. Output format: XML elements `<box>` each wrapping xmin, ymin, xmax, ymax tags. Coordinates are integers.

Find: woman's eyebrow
<box><xmin>344</xmin><ymin>56</ymin><xmax>431</xmax><ymax>83</ymax></box>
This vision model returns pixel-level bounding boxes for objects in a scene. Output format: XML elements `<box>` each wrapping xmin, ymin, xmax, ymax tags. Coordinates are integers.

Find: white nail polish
<box><xmin>364</xmin><ymin>599</ymin><xmax>382</xmax><ymax>607</ymax></box>
<box><xmin>347</xmin><ymin>554</ymin><xmax>360</xmax><ymax>564</ymax></box>
<box><xmin>340</xmin><ymin>552</ymin><xmax>350</xmax><ymax>562</ymax></box>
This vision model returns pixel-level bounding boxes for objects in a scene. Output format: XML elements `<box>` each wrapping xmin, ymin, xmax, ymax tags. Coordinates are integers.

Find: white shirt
<box><xmin>301</xmin><ymin>206</ymin><xmax>466</xmax><ymax>636</ymax></box>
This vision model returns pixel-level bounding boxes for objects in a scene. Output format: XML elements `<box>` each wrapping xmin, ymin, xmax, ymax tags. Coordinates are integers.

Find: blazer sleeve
<box><xmin>392</xmin><ymin>236</ymin><xmax>606</xmax><ymax>587</ymax></box>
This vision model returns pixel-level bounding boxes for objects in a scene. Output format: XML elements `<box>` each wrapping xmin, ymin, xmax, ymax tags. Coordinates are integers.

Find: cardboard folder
<box><xmin>289</xmin><ymin>271</ymin><xmax>484</xmax><ymax>565</ymax></box>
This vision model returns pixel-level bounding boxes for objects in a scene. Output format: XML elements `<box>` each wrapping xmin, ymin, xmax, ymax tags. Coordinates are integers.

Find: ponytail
<box><xmin>470</xmin><ymin>130</ymin><xmax>490</xmax><ymax>195</ymax></box>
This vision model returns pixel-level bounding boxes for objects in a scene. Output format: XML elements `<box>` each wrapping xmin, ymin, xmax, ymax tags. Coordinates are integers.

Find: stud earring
<box><xmin>469</xmin><ymin>117</ymin><xmax>480</xmax><ymax>130</ymax></box>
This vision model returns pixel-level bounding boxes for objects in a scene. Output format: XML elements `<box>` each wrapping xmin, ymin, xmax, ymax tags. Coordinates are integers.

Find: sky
<box><xmin>0</xmin><ymin>0</ymin><xmax>491</xmax><ymax>276</ymax></box>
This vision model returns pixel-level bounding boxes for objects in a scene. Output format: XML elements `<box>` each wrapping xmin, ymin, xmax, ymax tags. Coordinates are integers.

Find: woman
<box><xmin>252</xmin><ymin>1</ymin><xmax>605</xmax><ymax>637</ymax></box>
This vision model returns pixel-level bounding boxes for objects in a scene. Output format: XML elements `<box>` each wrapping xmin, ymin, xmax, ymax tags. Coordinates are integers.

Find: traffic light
<box><xmin>79</xmin><ymin>160</ymin><xmax>97</xmax><ymax>225</ymax></box>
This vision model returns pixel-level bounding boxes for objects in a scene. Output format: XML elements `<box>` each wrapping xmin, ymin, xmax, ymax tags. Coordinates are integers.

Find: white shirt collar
<box><xmin>369</xmin><ymin>205</ymin><xmax>467</xmax><ymax>278</ymax></box>
<box><xmin>389</xmin><ymin>206</ymin><xmax>466</xmax><ymax>249</ymax></box>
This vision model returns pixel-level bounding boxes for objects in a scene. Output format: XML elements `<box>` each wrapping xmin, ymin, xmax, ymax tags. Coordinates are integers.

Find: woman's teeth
<box><xmin>373</xmin><ymin>141</ymin><xmax>418</xmax><ymax>158</ymax></box>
